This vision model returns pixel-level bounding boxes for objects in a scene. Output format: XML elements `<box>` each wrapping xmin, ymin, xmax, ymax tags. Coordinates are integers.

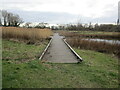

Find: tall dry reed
<box><xmin>58</xmin><ymin>31</ymin><xmax>120</xmax><ymax>40</ymax></box>
<box><xmin>66</xmin><ymin>37</ymin><xmax>120</xmax><ymax>58</ymax></box>
<box><xmin>2</xmin><ymin>27</ymin><xmax>53</xmax><ymax>44</ymax></box>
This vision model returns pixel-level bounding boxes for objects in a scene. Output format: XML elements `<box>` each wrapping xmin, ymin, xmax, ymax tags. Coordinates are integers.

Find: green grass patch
<box><xmin>74</xmin><ymin>48</ymin><xmax>119</xmax><ymax>87</ymax></box>
<box><xmin>2</xmin><ymin>40</ymin><xmax>119</xmax><ymax>88</ymax></box>
<box><xmin>70</xmin><ymin>31</ymin><xmax>120</xmax><ymax>35</ymax></box>
<box><xmin>2</xmin><ymin>40</ymin><xmax>47</xmax><ymax>63</ymax></box>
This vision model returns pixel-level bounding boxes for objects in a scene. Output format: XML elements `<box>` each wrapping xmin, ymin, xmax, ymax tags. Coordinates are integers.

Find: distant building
<box><xmin>118</xmin><ymin>1</ymin><xmax>120</xmax><ymax>25</ymax></box>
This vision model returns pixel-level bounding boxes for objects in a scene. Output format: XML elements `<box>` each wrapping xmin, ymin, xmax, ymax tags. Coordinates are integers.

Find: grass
<box><xmin>66</xmin><ymin>37</ymin><xmax>120</xmax><ymax>58</ymax></box>
<box><xmin>71</xmin><ymin>31</ymin><xmax>120</xmax><ymax>35</ymax></box>
<box><xmin>2</xmin><ymin>39</ymin><xmax>119</xmax><ymax>88</ymax></box>
<box><xmin>58</xmin><ymin>30</ymin><xmax>120</xmax><ymax>40</ymax></box>
<box><xmin>2</xmin><ymin>40</ymin><xmax>48</xmax><ymax>63</ymax></box>
<box><xmin>58</xmin><ymin>30</ymin><xmax>120</xmax><ymax>58</ymax></box>
<box><xmin>2</xmin><ymin>27</ymin><xmax>53</xmax><ymax>44</ymax></box>
<box><xmin>73</xmin><ymin>49</ymin><xmax>119</xmax><ymax>87</ymax></box>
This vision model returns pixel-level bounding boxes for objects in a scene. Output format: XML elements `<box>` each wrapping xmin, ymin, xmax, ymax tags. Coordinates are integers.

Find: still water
<box><xmin>84</xmin><ymin>38</ymin><xmax>120</xmax><ymax>44</ymax></box>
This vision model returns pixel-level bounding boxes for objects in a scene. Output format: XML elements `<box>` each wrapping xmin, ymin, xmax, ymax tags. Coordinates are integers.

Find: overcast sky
<box><xmin>1</xmin><ymin>0</ymin><xmax>120</xmax><ymax>24</ymax></box>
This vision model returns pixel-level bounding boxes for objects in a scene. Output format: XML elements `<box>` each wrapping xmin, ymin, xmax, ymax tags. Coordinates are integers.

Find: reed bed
<box><xmin>58</xmin><ymin>31</ymin><xmax>120</xmax><ymax>40</ymax></box>
<box><xmin>66</xmin><ymin>37</ymin><xmax>120</xmax><ymax>58</ymax></box>
<box><xmin>2</xmin><ymin>27</ymin><xmax>53</xmax><ymax>44</ymax></box>
<box><xmin>59</xmin><ymin>30</ymin><xmax>120</xmax><ymax>58</ymax></box>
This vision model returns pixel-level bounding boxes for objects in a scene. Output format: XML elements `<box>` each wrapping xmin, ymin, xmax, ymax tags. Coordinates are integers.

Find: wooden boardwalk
<box><xmin>42</xmin><ymin>33</ymin><xmax>79</xmax><ymax>63</ymax></box>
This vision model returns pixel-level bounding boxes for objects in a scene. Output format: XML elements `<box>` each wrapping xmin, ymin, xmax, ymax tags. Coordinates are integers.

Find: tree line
<box><xmin>0</xmin><ymin>10</ymin><xmax>23</xmax><ymax>27</ymax></box>
<box><xmin>66</xmin><ymin>23</ymin><xmax>120</xmax><ymax>32</ymax></box>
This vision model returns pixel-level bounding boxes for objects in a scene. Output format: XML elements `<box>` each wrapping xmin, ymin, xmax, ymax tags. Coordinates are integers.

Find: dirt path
<box><xmin>42</xmin><ymin>33</ymin><xmax>79</xmax><ymax>63</ymax></box>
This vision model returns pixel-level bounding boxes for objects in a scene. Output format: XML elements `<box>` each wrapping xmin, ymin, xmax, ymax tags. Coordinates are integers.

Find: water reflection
<box><xmin>84</xmin><ymin>38</ymin><xmax>120</xmax><ymax>44</ymax></box>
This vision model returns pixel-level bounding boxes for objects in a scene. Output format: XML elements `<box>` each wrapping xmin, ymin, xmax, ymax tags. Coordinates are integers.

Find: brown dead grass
<box><xmin>66</xmin><ymin>37</ymin><xmax>120</xmax><ymax>58</ymax></box>
<box><xmin>58</xmin><ymin>30</ymin><xmax>120</xmax><ymax>58</ymax></box>
<box><xmin>58</xmin><ymin>30</ymin><xmax>120</xmax><ymax>40</ymax></box>
<box><xmin>2</xmin><ymin>27</ymin><xmax>53</xmax><ymax>44</ymax></box>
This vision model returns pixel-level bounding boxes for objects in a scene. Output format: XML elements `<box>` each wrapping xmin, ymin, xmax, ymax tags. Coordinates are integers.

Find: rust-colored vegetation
<box><xmin>58</xmin><ymin>30</ymin><xmax>120</xmax><ymax>58</ymax></box>
<box><xmin>2</xmin><ymin>27</ymin><xmax>53</xmax><ymax>44</ymax></box>
<box><xmin>58</xmin><ymin>30</ymin><xmax>120</xmax><ymax>40</ymax></box>
<box><xmin>66</xmin><ymin>37</ymin><xmax>120</xmax><ymax>58</ymax></box>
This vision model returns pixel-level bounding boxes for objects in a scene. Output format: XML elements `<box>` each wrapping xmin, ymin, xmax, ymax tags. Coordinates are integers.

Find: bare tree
<box><xmin>25</xmin><ymin>22</ymin><xmax>31</xmax><ymax>28</ymax></box>
<box><xmin>7</xmin><ymin>12</ymin><xmax>14</xmax><ymax>26</ymax></box>
<box><xmin>117</xmin><ymin>19</ymin><xmax>119</xmax><ymax>25</ymax></box>
<box><xmin>2</xmin><ymin>10</ymin><xmax>8</xmax><ymax>26</ymax></box>
<box><xmin>89</xmin><ymin>22</ymin><xmax>93</xmax><ymax>30</ymax></box>
<box><xmin>0</xmin><ymin>10</ymin><xmax>2</xmax><ymax>26</ymax></box>
<box><xmin>1</xmin><ymin>10</ymin><xmax>23</xmax><ymax>27</ymax></box>
<box><xmin>12</xmin><ymin>14</ymin><xmax>23</xmax><ymax>27</ymax></box>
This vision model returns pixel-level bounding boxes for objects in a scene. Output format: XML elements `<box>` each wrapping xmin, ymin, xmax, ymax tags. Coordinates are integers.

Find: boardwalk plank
<box><xmin>42</xmin><ymin>33</ymin><xmax>79</xmax><ymax>63</ymax></box>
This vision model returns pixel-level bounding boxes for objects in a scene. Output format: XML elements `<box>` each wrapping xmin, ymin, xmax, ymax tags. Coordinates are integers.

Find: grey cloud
<box><xmin>7</xmin><ymin>8</ymin><xmax>117</xmax><ymax>24</ymax></box>
<box><xmin>7</xmin><ymin>9</ymin><xmax>79</xmax><ymax>24</ymax></box>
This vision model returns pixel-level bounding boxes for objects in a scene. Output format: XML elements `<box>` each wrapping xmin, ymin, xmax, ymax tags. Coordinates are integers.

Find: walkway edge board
<box><xmin>39</xmin><ymin>38</ymin><xmax>53</xmax><ymax>60</ymax></box>
<box><xmin>63</xmin><ymin>39</ymin><xmax>83</xmax><ymax>62</ymax></box>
